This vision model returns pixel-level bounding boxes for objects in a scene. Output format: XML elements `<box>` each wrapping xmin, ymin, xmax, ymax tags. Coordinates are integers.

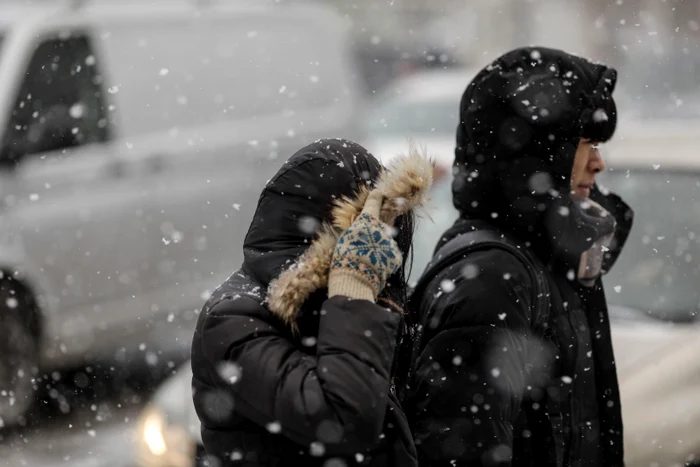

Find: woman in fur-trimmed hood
<box><xmin>191</xmin><ymin>139</ymin><xmax>431</xmax><ymax>466</ymax></box>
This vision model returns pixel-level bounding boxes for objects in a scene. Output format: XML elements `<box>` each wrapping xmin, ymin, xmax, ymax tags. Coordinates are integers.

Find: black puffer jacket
<box><xmin>403</xmin><ymin>47</ymin><xmax>633</xmax><ymax>467</ymax></box>
<box><xmin>191</xmin><ymin>139</ymin><xmax>417</xmax><ymax>466</ymax></box>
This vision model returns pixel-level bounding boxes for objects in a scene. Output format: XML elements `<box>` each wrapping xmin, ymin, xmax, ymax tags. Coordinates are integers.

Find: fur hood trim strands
<box><xmin>267</xmin><ymin>145</ymin><xmax>434</xmax><ymax>329</ymax></box>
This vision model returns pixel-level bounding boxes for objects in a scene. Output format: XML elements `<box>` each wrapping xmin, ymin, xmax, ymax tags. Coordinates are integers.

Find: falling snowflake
<box><xmin>309</xmin><ymin>442</ymin><xmax>325</xmax><ymax>457</ymax></box>
<box><xmin>217</xmin><ymin>361</ymin><xmax>242</xmax><ymax>385</ymax></box>
<box><xmin>302</xmin><ymin>336</ymin><xmax>317</xmax><ymax>347</ymax></box>
<box><xmin>69</xmin><ymin>103</ymin><xmax>85</xmax><ymax>119</ymax></box>
<box><xmin>462</xmin><ymin>263</ymin><xmax>479</xmax><ymax>279</ymax></box>
<box><xmin>614</xmin><ymin>285</ymin><xmax>622</xmax><ymax>293</ymax></box>
<box><xmin>145</xmin><ymin>352</ymin><xmax>158</xmax><ymax>366</ymax></box>
<box><xmin>266</xmin><ymin>421</ymin><xmax>282</xmax><ymax>433</ymax></box>
<box><xmin>159</xmin><ymin>68</ymin><xmax>169</xmax><ymax>76</ymax></box>
<box><xmin>440</xmin><ymin>279</ymin><xmax>456</xmax><ymax>293</ymax></box>
<box><xmin>491</xmin><ymin>368</ymin><xmax>501</xmax><ymax>378</ymax></box>
<box><xmin>298</xmin><ymin>216</ymin><xmax>320</xmax><ymax>235</ymax></box>
<box><xmin>452</xmin><ymin>355</ymin><xmax>463</xmax><ymax>366</ymax></box>
<box><xmin>592</xmin><ymin>109</ymin><xmax>609</xmax><ymax>122</ymax></box>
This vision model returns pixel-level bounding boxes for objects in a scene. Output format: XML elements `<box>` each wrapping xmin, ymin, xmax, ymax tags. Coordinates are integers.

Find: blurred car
<box><xmin>602</xmin><ymin>120</ymin><xmax>700</xmax><ymax>467</ymax></box>
<box><xmin>0</xmin><ymin>0</ymin><xmax>364</xmax><ymax>425</ymax></box>
<box><xmin>134</xmin><ymin>362</ymin><xmax>200</xmax><ymax>467</ymax></box>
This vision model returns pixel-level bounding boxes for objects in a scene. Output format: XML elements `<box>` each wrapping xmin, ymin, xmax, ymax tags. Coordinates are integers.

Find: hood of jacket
<box><xmin>242</xmin><ymin>139</ymin><xmax>382</xmax><ymax>288</ymax></box>
<box><xmin>452</xmin><ymin>46</ymin><xmax>633</xmax><ymax>274</ymax></box>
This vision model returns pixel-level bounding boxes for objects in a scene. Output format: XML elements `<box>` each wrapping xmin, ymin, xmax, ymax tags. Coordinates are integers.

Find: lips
<box><xmin>576</xmin><ymin>184</ymin><xmax>592</xmax><ymax>198</ymax></box>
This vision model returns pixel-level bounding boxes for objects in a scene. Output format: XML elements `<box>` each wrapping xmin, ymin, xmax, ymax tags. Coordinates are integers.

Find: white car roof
<box><xmin>377</xmin><ymin>68</ymin><xmax>477</xmax><ymax>103</ymax></box>
<box><xmin>0</xmin><ymin>1</ymin><xmax>332</xmax><ymax>28</ymax></box>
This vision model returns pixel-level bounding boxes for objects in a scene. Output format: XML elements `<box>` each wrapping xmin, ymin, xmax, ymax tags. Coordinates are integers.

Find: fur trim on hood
<box><xmin>267</xmin><ymin>144</ymin><xmax>434</xmax><ymax>330</ymax></box>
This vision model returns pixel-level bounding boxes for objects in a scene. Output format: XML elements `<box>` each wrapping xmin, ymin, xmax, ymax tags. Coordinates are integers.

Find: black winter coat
<box><xmin>191</xmin><ymin>140</ymin><xmax>417</xmax><ymax>467</ymax></box>
<box><xmin>402</xmin><ymin>47</ymin><xmax>633</xmax><ymax>467</ymax></box>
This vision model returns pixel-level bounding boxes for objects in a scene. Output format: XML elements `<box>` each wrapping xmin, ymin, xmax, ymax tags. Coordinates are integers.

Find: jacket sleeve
<box><xmin>409</xmin><ymin>249</ymin><xmax>546</xmax><ymax>467</ymax></box>
<box><xmin>197</xmin><ymin>294</ymin><xmax>400</xmax><ymax>454</ymax></box>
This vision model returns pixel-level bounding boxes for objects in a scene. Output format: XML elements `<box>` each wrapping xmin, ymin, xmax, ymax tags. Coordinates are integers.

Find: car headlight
<box><xmin>134</xmin><ymin>404</ymin><xmax>195</xmax><ymax>467</ymax></box>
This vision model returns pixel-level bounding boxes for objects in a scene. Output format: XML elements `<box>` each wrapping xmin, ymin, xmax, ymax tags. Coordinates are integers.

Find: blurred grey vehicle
<box><xmin>137</xmin><ymin>131</ymin><xmax>700</xmax><ymax>466</ymax></box>
<box><xmin>0</xmin><ymin>0</ymin><xmax>364</xmax><ymax>426</ymax></box>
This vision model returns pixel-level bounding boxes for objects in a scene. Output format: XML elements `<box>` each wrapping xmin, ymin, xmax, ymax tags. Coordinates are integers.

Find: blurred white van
<box><xmin>0</xmin><ymin>0</ymin><xmax>363</xmax><ymax>425</ymax></box>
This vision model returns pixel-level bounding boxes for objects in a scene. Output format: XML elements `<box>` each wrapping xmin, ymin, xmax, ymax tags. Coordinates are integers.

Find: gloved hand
<box><xmin>328</xmin><ymin>189</ymin><xmax>403</xmax><ymax>302</ymax></box>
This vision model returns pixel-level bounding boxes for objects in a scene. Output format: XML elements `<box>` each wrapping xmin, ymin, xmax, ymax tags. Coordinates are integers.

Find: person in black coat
<box><xmin>402</xmin><ymin>47</ymin><xmax>634</xmax><ymax>466</ymax></box>
<box><xmin>191</xmin><ymin>139</ymin><xmax>430</xmax><ymax>466</ymax></box>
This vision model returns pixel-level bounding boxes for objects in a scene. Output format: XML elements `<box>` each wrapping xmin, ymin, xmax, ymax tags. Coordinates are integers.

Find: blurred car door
<box><xmin>0</xmin><ymin>32</ymin><xmax>152</xmax><ymax>363</ymax></box>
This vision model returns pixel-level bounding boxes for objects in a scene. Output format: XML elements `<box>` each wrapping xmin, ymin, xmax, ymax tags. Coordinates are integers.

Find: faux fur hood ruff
<box><xmin>267</xmin><ymin>145</ymin><xmax>433</xmax><ymax>328</ymax></box>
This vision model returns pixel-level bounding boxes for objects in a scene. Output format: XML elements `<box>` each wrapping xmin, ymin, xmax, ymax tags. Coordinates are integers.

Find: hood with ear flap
<box><xmin>242</xmin><ymin>139</ymin><xmax>383</xmax><ymax>289</ymax></box>
<box><xmin>452</xmin><ymin>46</ymin><xmax>628</xmax><ymax>272</ymax></box>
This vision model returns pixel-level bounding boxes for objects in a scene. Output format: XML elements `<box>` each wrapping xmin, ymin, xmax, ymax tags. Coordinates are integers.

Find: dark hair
<box><xmin>378</xmin><ymin>211</ymin><xmax>415</xmax><ymax>313</ymax></box>
<box><xmin>579</xmin><ymin>67</ymin><xmax>618</xmax><ymax>143</ymax></box>
<box><xmin>580</xmin><ymin>94</ymin><xmax>617</xmax><ymax>143</ymax></box>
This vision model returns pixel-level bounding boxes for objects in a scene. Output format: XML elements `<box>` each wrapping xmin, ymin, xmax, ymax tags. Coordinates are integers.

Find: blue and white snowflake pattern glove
<box><xmin>328</xmin><ymin>190</ymin><xmax>403</xmax><ymax>302</ymax></box>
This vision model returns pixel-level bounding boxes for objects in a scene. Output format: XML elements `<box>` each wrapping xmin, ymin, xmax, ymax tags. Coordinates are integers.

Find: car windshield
<box><xmin>364</xmin><ymin>97</ymin><xmax>459</xmax><ymax>139</ymax></box>
<box><xmin>600</xmin><ymin>169</ymin><xmax>700</xmax><ymax>323</ymax></box>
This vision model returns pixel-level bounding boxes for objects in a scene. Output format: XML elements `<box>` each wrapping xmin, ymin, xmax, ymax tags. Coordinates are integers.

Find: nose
<box><xmin>589</xmin><ymin>146</ymin><xmax>606</xmax><ymax>173</ymax></box>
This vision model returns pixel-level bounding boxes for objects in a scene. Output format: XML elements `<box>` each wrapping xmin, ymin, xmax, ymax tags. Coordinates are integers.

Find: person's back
<box><xmin>402</xmin><ymin>47</ymin><xmax>634</xmax><ymax>467</ymax></box>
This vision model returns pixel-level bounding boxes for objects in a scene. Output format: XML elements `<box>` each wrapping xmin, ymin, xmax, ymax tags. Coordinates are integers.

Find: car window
<box><xmin>364</xmin><ymin>97</ymin><xmax>460</xmax><ymax>139</ymax></box>
<box><xmin>409</xmin><ymin>174</ymin><xmax>459</xmax><ymax>284</ymax></box>
<box><xmin>1</xmin><ymin>34</ymin><xmax>109</xmax><ymax>163</ymax></box>
<box><xmin>600</xmin><ymin>169</ymin><xmax>700</xmax><ymax>322</ymax></box>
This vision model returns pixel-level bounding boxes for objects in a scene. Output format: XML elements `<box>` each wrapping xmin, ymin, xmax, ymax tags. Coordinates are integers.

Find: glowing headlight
<box><xmin>143</xmin><ymin>408</ymin><xmax>167</xmax><ymax>456</ymax></box>
<box><xmin>134</xmin><ymin>405</ymin><xmax>195</xmax><ymax>467</ymax></box>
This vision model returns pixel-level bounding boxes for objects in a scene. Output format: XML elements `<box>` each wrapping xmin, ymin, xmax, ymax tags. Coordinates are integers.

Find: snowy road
<box><xmin>0</xmin><ymin>356</ymin><xmax>186</xmax><ymax>467</ymax></box>
<box><xmin>0</xmin><ymin>406</ymin><xmax>140</xmax><ymax>467</ymax></box>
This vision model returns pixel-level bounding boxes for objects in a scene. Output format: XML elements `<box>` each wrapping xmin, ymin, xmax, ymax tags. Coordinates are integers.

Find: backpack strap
<box><xmin>395</xmin><ymin>228</ymin><xmax>551</xmax><ymax>401</ymax></box>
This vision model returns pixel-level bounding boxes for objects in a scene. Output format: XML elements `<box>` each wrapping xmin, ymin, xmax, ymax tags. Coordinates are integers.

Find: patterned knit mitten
<box><xmin>328</xmin><ymin>190</ymin><xmax>403</xmax><ymax>302</ymax></box>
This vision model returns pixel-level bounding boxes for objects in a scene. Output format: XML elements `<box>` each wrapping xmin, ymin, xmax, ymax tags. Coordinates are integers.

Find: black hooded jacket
<box><xmin>191</xmin><ymin>139</ymin><xmax>417</xmax><ymax>467</ymax></box>
<box><xmin>403</xmin><ymin>47</ymin><xmax>633</xmax><ymax>467</ymax></box>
